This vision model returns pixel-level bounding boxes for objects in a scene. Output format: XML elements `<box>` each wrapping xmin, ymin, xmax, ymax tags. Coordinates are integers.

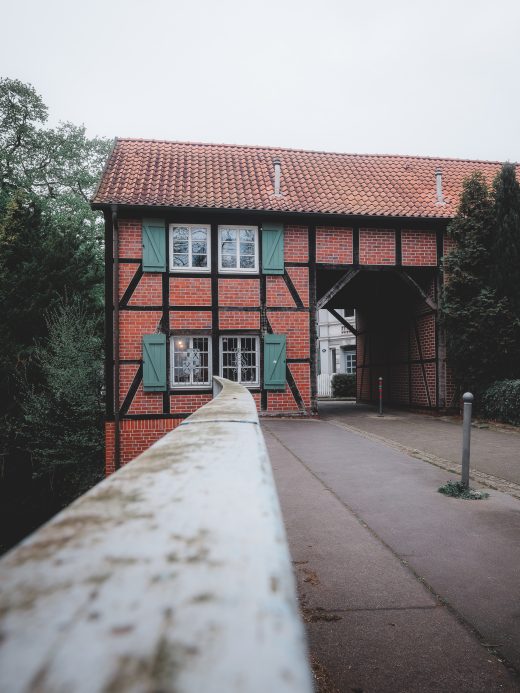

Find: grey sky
<box><xmin>2</xmin><ymin>0</ymin><xmax>519</xmax><ymax>161</ymax></box>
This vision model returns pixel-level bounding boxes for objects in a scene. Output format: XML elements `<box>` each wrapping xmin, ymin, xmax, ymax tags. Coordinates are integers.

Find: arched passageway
<box><xmin>316</xmin><ymin>267</ymin><xmax>449</xmax><ymax>411</ymax></box>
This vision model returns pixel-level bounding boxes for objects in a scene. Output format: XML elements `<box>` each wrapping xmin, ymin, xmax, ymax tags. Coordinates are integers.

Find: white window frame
<box><xmin>219</xmin><ymin>335</ymin><xmax>260</xmax><ymax>387</ymax></box>
<box><xmin>170</xmin><ymin>335</ymin><xmax>212</xmax><ymax>389</ymax></box>
<box><xmin>218</xmin><ymin>225</ymin><xmax>259</xmax><ymax>273</ymax></box>
<box><xmin>169</xmin><ymin>223</ymin><xmax>211</xmax><ymax>272</ymax></box>
<box><xmin>343</xmin><ymin>350</ymin><xmax>356</xmax><ymax>375</ymax></box>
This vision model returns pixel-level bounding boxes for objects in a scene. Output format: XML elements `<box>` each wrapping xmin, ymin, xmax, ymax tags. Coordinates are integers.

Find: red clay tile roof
<box><xmin>92</xmin><ymin>139</ymin><xmax>509</xmax><ymax>219</ymax></box>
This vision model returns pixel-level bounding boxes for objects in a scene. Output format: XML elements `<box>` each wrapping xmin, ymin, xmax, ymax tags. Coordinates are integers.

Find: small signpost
<box><xmin>461</xmin><ymin>392</ymin><xmax>474</xmax><ymax>488</ymax></box>
<box><xmin>378</xmin><ymin>376</ymin><xmax>384</xmax><ymax>417</ymax></box>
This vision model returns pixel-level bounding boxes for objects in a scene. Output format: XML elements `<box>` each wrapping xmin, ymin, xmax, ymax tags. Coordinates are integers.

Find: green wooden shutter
<box><xmin>142</xmin><ymin>334</ymin><xmax>167</xmax><ymax>391</ymax></box>
<box><xmin>264</xmin><ymin>334</ymin><xmax>286</xmax><ymax>390</ymax></box>
<box><xmin>142</xmin><ymin>218</ymin><xmax>166</xmax><ymax>272</ymax></box>
<box><xmin>262</xmin><ymin>223</ymin><xmax>284</xmax><ymax>274</ymax></box>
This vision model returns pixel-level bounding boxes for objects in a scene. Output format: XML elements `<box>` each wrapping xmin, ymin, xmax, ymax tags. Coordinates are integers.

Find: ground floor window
<box><xmin>220</xmin><ymin>335</ymin><xmax>259</xmax><ymax>386</ymax></box>
<box><xmin>171</xmin><ymin>336</ymin><xmax>211</xmax><ymax>387</ymax></box>
<box><xmin>342</xmin><ymin>349</ymin><xmax>356</xmax><ymax>375</ymax></box>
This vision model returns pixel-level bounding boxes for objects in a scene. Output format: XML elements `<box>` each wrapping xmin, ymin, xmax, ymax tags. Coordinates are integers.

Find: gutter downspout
<box><xmin>112</xmin><ymin>204</ymin><xmax>121</xmax><ymax>471</ymax></box>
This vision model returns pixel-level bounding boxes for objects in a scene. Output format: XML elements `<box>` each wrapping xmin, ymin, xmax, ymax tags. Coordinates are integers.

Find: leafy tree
<box><xmin>441</xmin><ymin>171</ymin><xmax>520</xmax><ymax>396</ymax></box>
<box><xmin>0</xmin><ymin>77</ymin><xmax>111</xmax><ymax>240</ymax></box>
<box><xmin>22</xmin><ymin>300</ymin><xmax>104</xmax><ymax>476</ymax></box>
<box><xmin>492</xmin><ymin>162</ymin><xmax>520</xmax><ymax>314</ymax></box>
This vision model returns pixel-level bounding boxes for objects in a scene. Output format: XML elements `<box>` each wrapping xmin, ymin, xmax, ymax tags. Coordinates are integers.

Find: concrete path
<box><xmin>262</xmin><ymin>417</ymin><xmax>520</xmax><ymax>693</ymax></box>
<box><xmin>319</xmin><ymin>401</ymin><xmax>520</xmax><ymax>487</ymax></box>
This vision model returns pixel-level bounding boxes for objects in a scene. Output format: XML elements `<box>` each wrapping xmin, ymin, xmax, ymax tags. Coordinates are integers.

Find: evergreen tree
<box><xmin>22</xmin><ymin>300</ymin><xmax>104</xmax><ymax>476</ymax></box>
<box><xmin>441</xmin><ymin>172</ymin><xmax>520</xmax><ymax>395</ymax></box>
<box><xmin>492</xmin><ymin>163</ymin><xmax>520</xmax><ymax>314</ymax></box>
<box><xmin>0</xmin><ymin>78</ymin><xmax>109</xmax><ymax>471</ymax></box>
<box><xmin>0</xmin><ymin>191</ymin><xmax>103</xmax><ymax>457</ymax></box>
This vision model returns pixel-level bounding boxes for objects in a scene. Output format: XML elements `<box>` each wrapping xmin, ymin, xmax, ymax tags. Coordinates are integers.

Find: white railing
<box><xmin>317</xmin><ymin>372</ymin><xmax>333</xmax><ymax>397</ymax></box>
<box><xmin>0</xmin><ymin>377</ymin><xmax>313</xmax><ymax>693</ymax></box>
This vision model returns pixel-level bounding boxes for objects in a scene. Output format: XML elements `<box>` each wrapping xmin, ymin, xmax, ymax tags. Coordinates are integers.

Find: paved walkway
<box><xmin>319</xmin><ymin>401</ymin><xmax>520</xmax><ymax>488</ymax></box>
<box><xmin>262</xmin><ymin>417</ymin><xmax>520</xmax><ymax>693</ymax></box>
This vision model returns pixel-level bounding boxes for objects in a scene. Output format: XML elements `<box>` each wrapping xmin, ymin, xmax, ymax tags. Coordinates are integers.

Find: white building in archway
<box><xmin>317</xmin><ymin>309</ymin><xmax>356</xmax><ymax>376</ymax></box>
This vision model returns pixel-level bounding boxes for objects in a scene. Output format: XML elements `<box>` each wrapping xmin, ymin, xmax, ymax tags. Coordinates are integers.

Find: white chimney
<box><xmin>273</xmin><ymin>158</ymin><xmax>281</xmax><ymax>196</ymax></box>
<box><xmin>435</xmin><ymin>168</ymin><xmax>445</xmax><ymax>204</ymax></box>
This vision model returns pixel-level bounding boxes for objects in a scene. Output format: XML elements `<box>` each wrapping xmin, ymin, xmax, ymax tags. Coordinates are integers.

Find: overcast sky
<box><xmin>2</xmin><ymin>0</ymin><xmax>519</xmax><ymax>162</ymax></box>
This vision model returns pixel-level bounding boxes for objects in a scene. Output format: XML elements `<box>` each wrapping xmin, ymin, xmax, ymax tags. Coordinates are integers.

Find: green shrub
<box><xmin>480</xmin><ymin>379</ymin><xmax>520</xmax><ymax>425</ymax></box>
<box><xmin>438</xmin><ymin>480</ymin><xmax>489</xmax><ymax>500</ymax></box>
<box><xmin>331</xmin><ymin>373</ymin><xmax>356</xmax><ymax>398</ymax></box>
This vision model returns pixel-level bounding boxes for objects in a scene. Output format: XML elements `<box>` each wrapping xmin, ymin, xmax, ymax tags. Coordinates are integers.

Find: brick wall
<box><xmin>267</xmin><ymin>311</ymin><xmax>309</xmax><ymax>359</ymax></box>
<box><xmin>266</xmin><ymin>276</ymin><xmax>296</xmax><ymax>307</ymax></box>
<box><xmin>120</xmin><ymin>311</ymin><xmax>162</xmax><ymax>360</ymax></box>
<box><xmin>170</xmin><ymin>311</ymin><xmax>212</xmax><ymax>330</ymax></box>
<box><xmin>402</xmin><ymin>230</ymin><xmax>437</xmax><ymax>266</ymax></box>
<box><xmin>119</xmin><ymin>364</ymin><xmax>162</xmax><ymax>415</ymax></box>
<box><xmin>118</xmin><ymin>219</ymin><xmax>142</xmax><ymax>258</ymax></box>
<box><xmin>170</xmin><ymin>277</ymin><xmax>212</xmax><ymax>305</ymax></box>
<box><xmin>316</xmin><ymin>227</ymin><xmax>353</xmax><ymax>264</ymax></box>
<box><xmin>285</xmin><ymin>225</ymin><xmax>308</xmax><ymax>262</ymax></box>
<box><xmin>105</xmin><ymin>418</ymin><xmax>182</xmax><ymax>473</ymax></box>
<box><xmin>219</xmin><ymin>311</ymin><xmax>260</xmax><ymax>330</ymax></box>
<box><xmin>119</xmin><ymin>264</ymin><xmax>162</xmax><ymax>306</ymax></box>
<box><xmin>218</xmin><ymin>279</ymin><xmax>259</xmax><ymax>306</ymax></box>
<box><xmin>287</xmin><ymin>266</ymin><xmax>309</xmax><ymax>306</ymax></box>
<box><xmin>170</xmin><ymin>394</ymin><xmax>212</xmax><ymax>413</ymax></box>
<box><xmin>267</xmin><ymin>389</ymin><xmax>299</xmax><ymax>411</ymax></box>
<box><xmin>288</xmin><ymin>362</ymin><xmax>311</xmax><ymax>409</ymax></box>
<box><xmin>359</xmin><ymin>228</ymin><xmax>395</xmax><ymax>265</ymax></box>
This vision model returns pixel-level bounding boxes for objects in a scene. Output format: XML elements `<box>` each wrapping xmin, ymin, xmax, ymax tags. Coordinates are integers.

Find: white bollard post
<box><xmin>461</xmin><ymin>392</ymin><xmax>473</xmax><ymax>488</ymax></box>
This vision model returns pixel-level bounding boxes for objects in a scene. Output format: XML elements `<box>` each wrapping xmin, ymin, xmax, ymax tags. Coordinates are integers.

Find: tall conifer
<box><xmin>492</xmin><ymin>163</ymin><xmax>520</xmax><ymax>314</ymax></box>
<box><xmin>441</xmin><ymin>173</ymin><xmax>519</xmax><ymax>395</ymax></box>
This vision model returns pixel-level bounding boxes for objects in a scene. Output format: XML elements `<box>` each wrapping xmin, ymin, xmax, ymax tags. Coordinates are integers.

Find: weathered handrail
<box><xmin>0</xmin><ymin>378</ymin><xmax>313</xmax><ymax>693</ymax></box>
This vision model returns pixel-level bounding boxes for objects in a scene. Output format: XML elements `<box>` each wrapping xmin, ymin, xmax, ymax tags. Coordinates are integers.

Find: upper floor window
<box><xmin>170</xmin><ymin>224</ymin><xmax>210</xmax><ymax>271</ymax></box>
<box><xmin>218</xmin><ymin>226</ymin><xmax>258</xmax><ymax>273</ymax></box>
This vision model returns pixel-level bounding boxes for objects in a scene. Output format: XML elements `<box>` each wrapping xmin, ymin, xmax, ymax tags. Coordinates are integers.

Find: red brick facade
<box><xmin>402</xmin><ymin>230</ymin><xmax>437</xmax><ymax>266</ymax></box>
<box><xmin>170</xmin><ymin>277</ymin><xmax>211</xmax><ymax>305</ymax></box>
<box><xmin>105</xmin><ymin>218</ymin><xmax>449</xmax><ymax>474</ymax></box>
<box><xmin>316</xmin><ymin>227</ymin><xmax>353</xmax><ymax>264</ymax></box>
<box><xmin>359</xmin><ymin>228</ymin><xmax>396</xmax><ymax>265</ymax></box>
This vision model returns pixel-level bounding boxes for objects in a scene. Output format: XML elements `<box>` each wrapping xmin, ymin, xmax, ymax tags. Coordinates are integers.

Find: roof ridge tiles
<box><xmin>114</xmin><ymin>137</ymin><xmax>508</xmax><ymax>166</ymax></box>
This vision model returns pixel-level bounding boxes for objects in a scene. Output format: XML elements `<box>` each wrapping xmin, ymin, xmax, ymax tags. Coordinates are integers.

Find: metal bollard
<box><xmin>461</xmin><ymin>392</ymin><xmax>474</xmax><ymax>488</ymax></box>
<box><xmin>378</xmin><ymin>376</ymin><xmax>383</xmax><ymax>417</ymax></box>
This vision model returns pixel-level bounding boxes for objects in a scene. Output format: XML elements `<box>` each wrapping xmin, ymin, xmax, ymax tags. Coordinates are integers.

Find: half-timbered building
<box><xmin>92</xmin><ymin>139</ymin><xmax>503</xmax><ymax>473</ymax></box>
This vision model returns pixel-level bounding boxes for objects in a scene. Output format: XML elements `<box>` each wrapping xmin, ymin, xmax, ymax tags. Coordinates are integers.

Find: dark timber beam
<box><xmin>327</xmin><ymin>308</ymin><xmax>358</xmax><ymax>337</ymax></box>
<box><xmin>396</xmin><ymin>270</ymin><xmax>437</xmax><ymax>311</ymax></box>
<box><xmin>317</xmin><ymin>268</ymin><xmax>360</xmax><ymax>310</ymax></box>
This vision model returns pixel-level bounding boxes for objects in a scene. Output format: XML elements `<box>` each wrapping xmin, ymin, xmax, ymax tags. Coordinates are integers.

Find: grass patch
<box><xmin>438</xmin><ymin>480</ymin><xmax>489</xmax><ymax>500</ymax></box>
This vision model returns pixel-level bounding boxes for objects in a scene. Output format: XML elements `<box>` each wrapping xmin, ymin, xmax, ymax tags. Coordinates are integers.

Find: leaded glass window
<box><xmin>220</xmin><ymin>336</ymin><xmax>259</xmax><ymax>385</ymax></box>
<box><xmin>170</xmin><ymin>224</ymin><xmax>210</xmax><ymax>271</ymax></box>
<box><xmin>218</xmin><ymin>226</ymin><xmax>258</xmax><ymax>272</ymax></box>
<box><xmin>171</xmin><ymin>336</ymin><xmax>211</xmax><ymax>387</ymax></box>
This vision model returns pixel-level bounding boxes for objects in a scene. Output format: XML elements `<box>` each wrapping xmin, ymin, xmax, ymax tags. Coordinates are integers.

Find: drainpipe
<box><xmin>112</xmin><ymin>204</ymin><xmax>121</xmax><ymax>470</ymax></box>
